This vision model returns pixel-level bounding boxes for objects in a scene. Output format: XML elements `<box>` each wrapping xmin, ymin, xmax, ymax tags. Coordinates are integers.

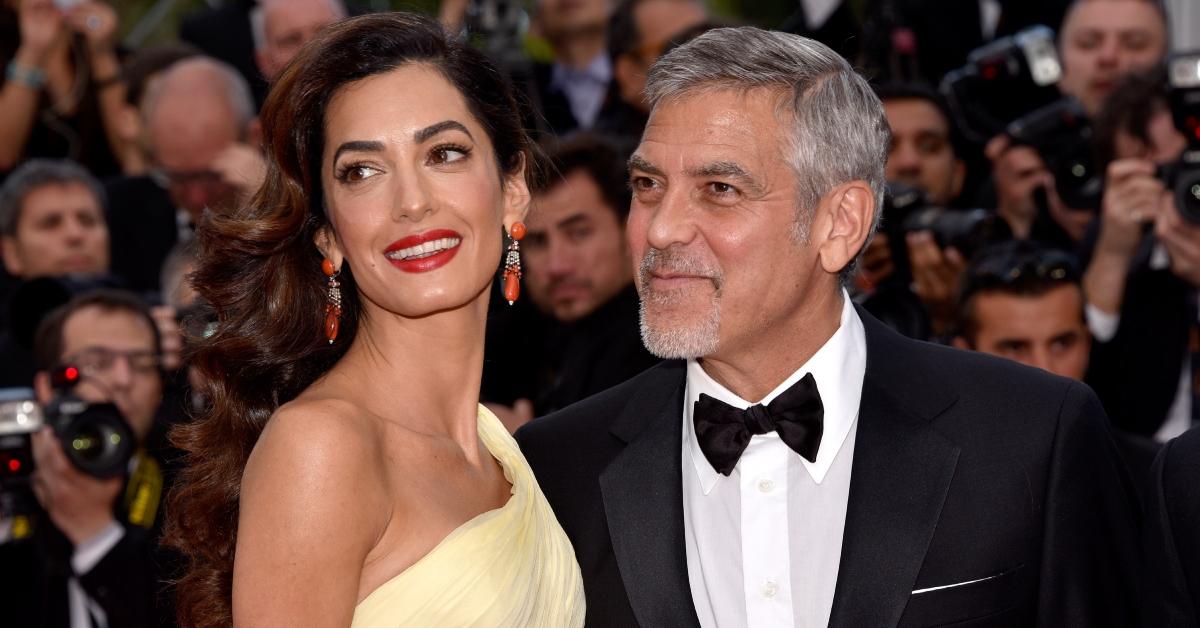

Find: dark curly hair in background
<box><xmin>162</xmin><ymin>12</ymin><xmax>537</xmax><ymax>627</ymax></box>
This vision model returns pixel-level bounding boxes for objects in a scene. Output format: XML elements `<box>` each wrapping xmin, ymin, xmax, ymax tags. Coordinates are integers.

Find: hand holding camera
<box><xmin>1097</xmin><ymin>159</ymin><xmax>1165</xmax><ymax>259</ymax></box>
<box><xmin>30</xmin><ymin>426</ymin><xmax>121</xmax><ymax>545</ymax></box>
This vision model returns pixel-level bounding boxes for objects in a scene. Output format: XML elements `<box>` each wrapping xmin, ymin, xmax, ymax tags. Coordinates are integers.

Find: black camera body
<box><xmin>1007</xmin><ymin>97</ymin><xmax>1103</xmax><ymax>210</ymax></box>
<box><xmin>0</xmin><ymin>368</ymin><xmax>136</xmax><ymax>495</ymax></box>
<box><xmin>941</xmin><ymin>25</ymin><xmax>1064</xmax><ymax>144</ymax></box>
<box><xmin>1165</xmin><ymin>52</ymin><xmax>1200</xmax><ymax>223</ymax></box>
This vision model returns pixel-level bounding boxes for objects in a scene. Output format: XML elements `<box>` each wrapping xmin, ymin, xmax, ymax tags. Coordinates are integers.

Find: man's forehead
<box><xmin>636</xmin><ymin>101</ymin><xmax>781</xmax><ymax>171</ymax></box>
<box><xmin>61</xmin><ymin>307</ymin><xmax>155</xmax><ymax>354</ymax></box>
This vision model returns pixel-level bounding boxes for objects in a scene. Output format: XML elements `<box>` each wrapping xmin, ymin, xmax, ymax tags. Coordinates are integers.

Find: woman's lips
<box><xmin>384</xmin><ymin>229</ymin><xmax>462</xmax><ymax>273</ymax></box>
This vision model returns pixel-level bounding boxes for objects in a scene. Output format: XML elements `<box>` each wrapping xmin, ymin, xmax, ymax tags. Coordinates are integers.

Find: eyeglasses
<box><xmin>149</xmin><ymin>167</ymin><xmax>223</xmax><ymax>190</ymax></box>
<box><xmin>65</xmin><ymin>347</ymin><xmax>163</xmax><ymax>379</ymax></box>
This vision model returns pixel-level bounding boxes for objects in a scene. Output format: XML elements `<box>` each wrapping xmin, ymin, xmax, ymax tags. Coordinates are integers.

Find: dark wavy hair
<box><xmin>162</xmin><ymin>12</ymin><xmax>537</xmax><ymax>627</ymax></box>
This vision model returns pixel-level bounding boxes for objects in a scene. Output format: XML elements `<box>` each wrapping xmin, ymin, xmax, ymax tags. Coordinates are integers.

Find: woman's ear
<box><xmin>313</xmin><ymin>225</ymin><xmax>343</xmax><ymax>268</ymax></box>
<box><xmin>501</xmin><ymin>154</ymin><xmax>532</xmax><ymax>232</ymax></box>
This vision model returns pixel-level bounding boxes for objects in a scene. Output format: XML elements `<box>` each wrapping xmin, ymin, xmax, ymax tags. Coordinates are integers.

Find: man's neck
<box><xmin>697</xmin><ymin>288</ymin><xmax>845</xmax><ymax>402</ymax></box>
<box><xmin>552</xmin><ymin>32</ymin><xmax>606</xmax><ymax>70</ymax></box>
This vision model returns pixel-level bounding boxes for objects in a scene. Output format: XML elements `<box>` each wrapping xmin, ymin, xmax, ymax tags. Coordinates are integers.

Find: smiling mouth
<box><xmin>384</xmin><ymin>237</ymin><xmax>462</xmax><ymax>261</ymax></box>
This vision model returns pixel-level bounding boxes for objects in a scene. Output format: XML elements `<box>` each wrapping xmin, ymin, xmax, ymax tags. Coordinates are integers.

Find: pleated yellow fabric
<box><xmin>350</xmin><ymin>405</ymin><xmax>585</xmax><ymax>627</ymax></box>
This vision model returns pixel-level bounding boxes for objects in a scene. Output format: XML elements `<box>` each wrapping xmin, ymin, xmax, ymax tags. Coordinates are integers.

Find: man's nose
<box><xmin>643</xmin><ymin>188</ymin><xmax>698</xmax><ymax>252</ymax></box>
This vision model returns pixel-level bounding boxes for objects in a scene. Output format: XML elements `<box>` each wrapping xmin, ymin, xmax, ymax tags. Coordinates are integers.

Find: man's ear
<box><xmin>244</xmin><ymin>116</ymin><xmax>264</xmax><ymax>148</ymax></box>
<box><xmin>951</xmin><ymin>336</ymin><xmax>971</xmax><ymax>351</ymax></box>
<box><xmin>501</xmin><ymin>156</ymin><xmax>532</xmax><ymax>232</ymax></box>
<box><xmin>951</xmin><ymin>159</ymin><xmax>967</xmax><ymax>200</ymax></box>
<box><xmin>1</xmin><ymin>236</ymin><xmax>23</xmax><ymax>277</ymax></box>
<box><xmin>313</xmin><ymin>225</ymin><xmax>343</xmax><ymax>269</ymax></box>
<box><xmin>33</xmin><ymin>371</ymin><xmax>52</xmax><ymax>405</ymax></box>
<box><xmin>815</xmin><ymin>181</ymin><xmax>875</xmax><ymax>276</ymax></box>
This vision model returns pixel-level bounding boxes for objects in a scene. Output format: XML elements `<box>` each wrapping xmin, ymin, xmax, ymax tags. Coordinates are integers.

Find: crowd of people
<box><xmin>0</xmin><ymin>0</ymin><xmax>1196</xmax><ymax>626</ymax></box>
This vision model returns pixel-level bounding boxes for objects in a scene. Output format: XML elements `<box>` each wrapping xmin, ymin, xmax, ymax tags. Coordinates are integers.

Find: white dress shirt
<box><xmin>683</xmin><ymin>293</ymin><xmax>867</xmax><ymax>628</ymax></box>
<box><xmin>548</xmin><ymin>53</ymin><xmax>612</xmax><ymax>130</ymax></box>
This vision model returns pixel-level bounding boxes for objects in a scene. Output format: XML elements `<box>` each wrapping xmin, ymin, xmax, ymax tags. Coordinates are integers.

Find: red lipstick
<box><xmin>384</xmin><ymin>229</ymin><xmax>463</xmax><ymax>273</ymax></box>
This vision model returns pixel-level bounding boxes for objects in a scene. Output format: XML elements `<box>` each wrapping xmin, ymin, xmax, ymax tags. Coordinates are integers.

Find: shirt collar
<box><xmin>683</xmin><ymin>290</ymin><xmax>867</xmax><ymax>493</ymax></box>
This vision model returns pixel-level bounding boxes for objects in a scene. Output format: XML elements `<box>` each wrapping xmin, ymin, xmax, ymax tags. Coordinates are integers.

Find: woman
<box><xmin>0</xmin><ymin>0</ymin><xmax>126</xmax><ymax>177</ymax></box>
<box><xmin>164</xmin><ymin>12</ymin><xmax>584</xmax><ymax>627</ymax></box>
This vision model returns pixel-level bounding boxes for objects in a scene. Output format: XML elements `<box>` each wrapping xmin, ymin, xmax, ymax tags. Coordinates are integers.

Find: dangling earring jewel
<box><xmin>503</xmin><ymin>221</ymin><xmax>526</xmax><ymax>305</ymax></box>
<box><xmin>322</xmin><ymin>258</ymin><xmax>342</xmax><ymax>344</ymax></box>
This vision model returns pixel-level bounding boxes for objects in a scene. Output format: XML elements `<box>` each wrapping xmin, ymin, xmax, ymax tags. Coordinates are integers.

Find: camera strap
<box><xmin>122</xmin><ymin>452</ymin><xmax>162</xmax><ymax>530</ymax></box>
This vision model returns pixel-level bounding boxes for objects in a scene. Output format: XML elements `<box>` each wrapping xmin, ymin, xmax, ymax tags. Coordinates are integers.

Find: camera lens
<box><xmin>1176</xmin><ymin>167</ymin><xmax>1200</xmax><ymax>225</ymax></box>
<box><xmin>53</xmin><ymin>401</ymin><xmax>135</xmax><ymax>478</ymax></box>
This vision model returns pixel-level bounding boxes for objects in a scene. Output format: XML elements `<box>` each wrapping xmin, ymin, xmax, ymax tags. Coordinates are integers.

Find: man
<box><xmin>0</xmin><ymin>159</ymin><xmax>109</xmax><ymax>281</ymax></box>
<box><xmin>105</xmin><ymin>56</ymin><xmax>262</xmax><ymax>293</ymax></box>
<box><xmin>986</xmin><ymin>0</ymin><xmax>1168</xmax><ymax>243</ymax></box>
<box><xmin>953</xmin><ymin>242</ymin><xmax>1090</xmax><ymax>378</ymax></box>
<box><xmin>253</xmin><ymin>0</ymin><xmax>347</xmax><ymax>83</ymax></box>
<box><xmin>0</xmin><ymin>289</ymin><xmax>171</xmax><ymax>628</ymax></box>
<box><xmin>608</xmin><ymin>0</ymin><xmax>708</xmax><ymax>117</ymax></box>
<box><xmin>1082</xmin><ymin>69</ymin><xmax>1195</xmax><ymax>442</ymax></box>
<box><xmin>520</xmin><ymin>134</ymin><xmax>658</xmax><ymax>413</ymax></box>
<box><xmin>878</xmin><ymin>84</ymin><xmax>966</xmax><ymax>208</ymax></box>
<box><xmin>1145</xmin><ymin>425</ymin><xmax>1200</xmax><ymax>627</ymax></box>
<box><xmin>518</xmin><ymin>27</ymin><xmax>1138</xmax><ymax>627</ymax></box>
<box><xmin>528</xmin><ymin>0</ymin><xmax>619</xmax><ymax>135</ymax></box>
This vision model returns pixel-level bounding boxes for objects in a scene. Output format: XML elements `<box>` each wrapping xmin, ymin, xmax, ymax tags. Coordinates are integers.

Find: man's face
<box><xmin>536</xmin><ymin>0</ymin><xmax>610</xmax><ymax>41</ymax></box>
<box><xmin>965</xmin><ymin>284</ymin><xmax>1091</xmax><ymax>380</ymax></box>
<box><xmin>57</xmin><ymin>306</ymin><xmax>163</xmax><ymax>442</ymax></box>
<box><xmin>258</xmin><ymin>0</ymin><xmax>343</xmax><ymax>81</ymax></box>
<box><xmin>614</xmin><ymin>0</ymin><xmax>707</xmax><ymax>111</ymax></box>
<box><xmin>1058</xmin><ymin>0</ymin><xmax>1166</xmax><ymax>116</ymax></box>
<box><xmin>883</xmin><ymin>98</ymin><xmax>964</xmax><ymax>206</ymax></box>
<box><xmin>1</xmin><ymin>182</ymin><xmax>109</xmax><ymax>279</ymax></box>
<box><xmin>147</xmin><ymin>99</ymin><xmax>240</xmax><ymax>220</ymax></box>
<box><xmin>523</xmin><ymin>169</ymin><xmax>632</xmax><ymax>322</ymax></box>
<box><xmin>627</xmin><ymin>88</ymin><xmax>823</xmax><ymax>360</ymax></box>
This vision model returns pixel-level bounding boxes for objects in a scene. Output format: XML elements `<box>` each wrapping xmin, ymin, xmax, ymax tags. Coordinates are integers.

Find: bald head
<box><xmin>255</xmin><ymin>0</ymin><xmax>346</xmax><ymax>81</ymax></box>
<box><xmin>143</xmin><ymin>58</ymin><xmax>254</xmax><ymax>216</ymax></box>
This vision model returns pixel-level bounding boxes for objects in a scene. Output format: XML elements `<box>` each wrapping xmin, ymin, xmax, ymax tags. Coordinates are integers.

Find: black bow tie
<box><xmin>693</xmin><ymin>372</ymin><xmax>824</xmax><ymax>476</ymax></box>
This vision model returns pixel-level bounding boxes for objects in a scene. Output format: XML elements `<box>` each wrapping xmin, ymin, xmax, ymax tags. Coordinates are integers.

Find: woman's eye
<box><xmin>337</xmin><ymin>164</ymin><xmax>378</xmax><ymax>183</ymax></box>
<box><xmin>430</xmin><ymin>146</ymin><xmax>469</xmax><ymax>165</ymax></box>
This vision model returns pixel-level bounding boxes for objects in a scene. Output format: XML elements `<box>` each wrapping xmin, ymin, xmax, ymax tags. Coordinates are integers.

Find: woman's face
<box><xmin>318</xmin><ymin>63</ymin><xmax>528</xmax><ymax>319</ymax></box>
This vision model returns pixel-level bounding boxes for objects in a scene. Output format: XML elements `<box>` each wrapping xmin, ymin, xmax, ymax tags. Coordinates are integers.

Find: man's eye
<box><xmin>631</xmin><ymin>176</ymin><xmax>657</xmax><ymax>191</ymax></box>
<box><xmin>708</xmin><ymin>182</ymin><xmax>737</xmax><ymax>196</ymax></box>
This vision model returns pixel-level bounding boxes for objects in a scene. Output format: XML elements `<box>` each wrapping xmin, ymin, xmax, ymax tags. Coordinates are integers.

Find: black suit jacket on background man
<box><xmin>517</xmin><ymin>308</ymin><xmax>1140</xmax><ymax>627</ymax></box>
<box><xmin>1144</xmin><ymin>426</ymin><xmax>1200</xmax><ymax>627</ymax></box>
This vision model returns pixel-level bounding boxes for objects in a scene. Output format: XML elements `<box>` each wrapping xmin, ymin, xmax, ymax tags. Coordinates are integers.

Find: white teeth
<box><xmin>387</xmin><ymin>237</ymin><xmax>461</xmax><ymax>261</ymax></box>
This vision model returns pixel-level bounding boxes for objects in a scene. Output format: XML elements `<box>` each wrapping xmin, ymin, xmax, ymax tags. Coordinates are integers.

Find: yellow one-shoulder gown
<box><xmin>350</xmin><ymin>405</ymin><xmax>585</xmax><ymax>627</ymax></box>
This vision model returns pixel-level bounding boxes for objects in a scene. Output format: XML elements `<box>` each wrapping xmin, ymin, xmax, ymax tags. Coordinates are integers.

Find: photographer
<box><xmin>986</xmin><ymin>0</ymin><xmax>1167</xmax><ymax>245</ymax></box>
<box><xmin>0</xmin><ymin>289</ymin><xmax>170</xmax><ymax>628</ymax></box>
<box><xmin>1083</xmin><ymin>68</ymin><xmax>1196</xmax><ymax>441</ymax></box>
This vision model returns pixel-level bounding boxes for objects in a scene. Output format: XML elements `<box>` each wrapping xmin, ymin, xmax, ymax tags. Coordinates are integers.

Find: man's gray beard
<box><xmin>636</xmin><ymin>248</ymin><xmax>721</xmax><ymax>359</ymax></box>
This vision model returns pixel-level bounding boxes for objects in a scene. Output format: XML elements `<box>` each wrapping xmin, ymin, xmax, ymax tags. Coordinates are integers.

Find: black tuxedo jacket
<box><xmin>1144</xmin><ymin>426</ymin><xmax>1200</xmax><ymax>627</ymax></box>
<box><xmin>517</xmin><ymin>309</ymin><xmax>1140</xmax><ymax>627</ymax></box>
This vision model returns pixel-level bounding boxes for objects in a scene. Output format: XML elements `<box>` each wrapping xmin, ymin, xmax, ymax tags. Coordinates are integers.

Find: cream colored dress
<box><xmin>350</xmin><ymin>405</ymin><xmax>585</xmax><ymax>627</ymax></box>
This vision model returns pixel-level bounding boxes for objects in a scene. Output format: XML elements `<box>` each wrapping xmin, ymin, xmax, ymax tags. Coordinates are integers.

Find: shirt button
<box><xmin>757</xmin><ymin>478</ymin><xmax>775</xmax><ymax>493</ymax></box>
<box><xmin>762</xmin><ymin>580</ymin><xmax>778</xmax><ymax>599</ymax></box>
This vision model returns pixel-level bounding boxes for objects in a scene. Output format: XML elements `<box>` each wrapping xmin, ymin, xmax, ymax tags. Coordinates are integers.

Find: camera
<box><xmin>941</xmin><ymin>25</ymin><xmax>1064</xmax><ymax>144</ymax></box>
<box><xmin>883</xmin><ymin>183</ymin><xmax>1014</xmax><ymax>263</ymax></box>
<box><xmin>1164</xmin><ymin>51</ymin><xmax>1200</xmax><ymax>223</ymax></box>
<box><xmin>1007</xmin><ymin>97</ymin><xmax>1103</xmax><ymax>211</ymax></box>
<box><xmin>0</xmin><ymin>366</ymin><xmax>136</xmax><ymax>493</ymax></box>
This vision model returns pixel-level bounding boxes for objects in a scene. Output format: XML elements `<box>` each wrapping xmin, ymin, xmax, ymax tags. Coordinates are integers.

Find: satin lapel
<box><xmin>828</xmin><ymin>312</ymin><xmax>962</xmax><ymax>628</ymax></box>
<box><xmin>598</xmin><ymin>362</ymin><xmax>701</xmax><ymax>628</ymax></box>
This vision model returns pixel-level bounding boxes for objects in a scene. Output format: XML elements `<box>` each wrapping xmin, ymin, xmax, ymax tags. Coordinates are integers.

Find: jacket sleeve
<box><xmin>1036</xmin><ymin>381</ymin><xmax>1141</xmax><ymax>627</ymax></box>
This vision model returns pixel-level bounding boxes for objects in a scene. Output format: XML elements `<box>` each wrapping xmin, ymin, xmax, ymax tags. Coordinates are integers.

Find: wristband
<box><xmin>5</xmin><ymin>61</ymin><xmax>46</xmax><ymax>89</ymax></box>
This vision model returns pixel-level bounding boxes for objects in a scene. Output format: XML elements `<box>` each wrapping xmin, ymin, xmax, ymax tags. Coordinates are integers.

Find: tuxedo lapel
<box><xmin>598</xmin><ymin>361</ymin><xmax>701</xmax><ymax>628</ymax></box>
<box><xmin>828</xmin><ymin>311</ymin><xmax>962</xmax><ymax>628</ymax></box>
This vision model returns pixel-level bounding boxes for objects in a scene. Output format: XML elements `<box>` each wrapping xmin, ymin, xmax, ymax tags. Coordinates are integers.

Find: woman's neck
<box><xmin>327</xmin><ymin>293</ymin><xmax>490</xmax><ymax>452</ymax></box>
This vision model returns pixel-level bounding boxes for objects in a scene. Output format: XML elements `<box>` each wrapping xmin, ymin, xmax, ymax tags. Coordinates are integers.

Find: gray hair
<box><xmin>645</xmin><ymin>27</ymin><xmax>890</xmax><ymax>280</ymax></box>
<box><xmin>142</xmin><ymin>57</ymin><xmax>256</xmax><ymax>132</ymax></box>
<box><xmin>0</xmin><ymin>159</ymin><xmax>106</xmax><ymax>236</ymax></box>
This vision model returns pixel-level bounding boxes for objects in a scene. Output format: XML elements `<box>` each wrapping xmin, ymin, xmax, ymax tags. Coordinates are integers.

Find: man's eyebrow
<box><xmin>687</xmin><ymin>161</ymin><xmax>764</xmax><ymax>194</ymax></box>
<box><xmin>414</xmin><ymin>120</ymin><xmax>473</xmax><ymax>144</ymax></box>
<box><xmin>628</xmin><ymin>154</ymin><xmax>664</xmax><ymax>177</ymax></box>
<box><xmin>555</xmin><ymin>213</ymin><xmax>589</xmax><ymax>230</ymax></box>
<box><xmin>332</xmin><ymin>140</ymin><xmax>384</xmax><ymax>165</ymax></box>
